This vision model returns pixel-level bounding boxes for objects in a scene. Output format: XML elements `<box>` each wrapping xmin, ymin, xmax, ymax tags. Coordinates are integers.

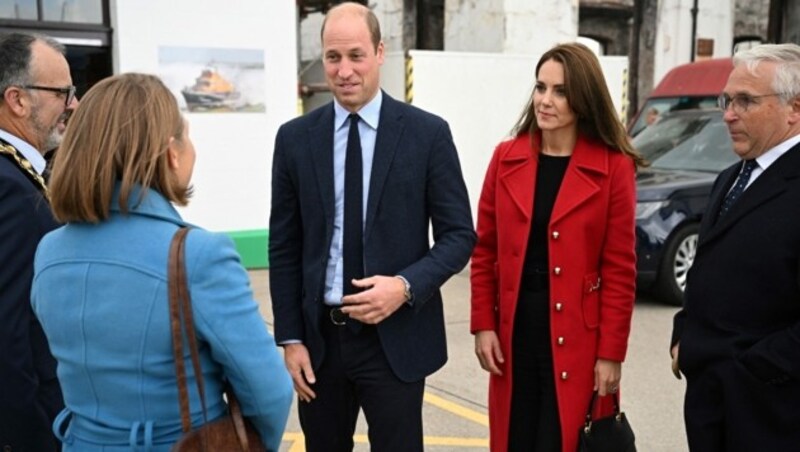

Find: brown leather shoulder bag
<box><xmin>168</xmin><ymin>227</ymin><xmax>266</xmax><ymax>452</ymax></box>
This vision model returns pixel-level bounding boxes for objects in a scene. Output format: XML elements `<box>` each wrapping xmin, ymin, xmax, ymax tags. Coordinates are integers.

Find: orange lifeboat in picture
<box><xmin>181</xmin><ymin>67</ymin><xmax>241</xmax><ymax>110</ymax></box>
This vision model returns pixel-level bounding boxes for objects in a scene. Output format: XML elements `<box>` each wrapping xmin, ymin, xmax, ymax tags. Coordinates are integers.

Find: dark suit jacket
<box><xmin>672</xmin><ymin>143</ymin><xmax>800</xmax><ymax>444</ymax></box>
<box><xmin>0</xmin><ymin>139</ymin><xmax>63</xmax><ymax>451</ymax></box>
<box><xmin>269</xmin><ymin>93</ymin><xmax>476</xmax><ymax>382</ymax></box>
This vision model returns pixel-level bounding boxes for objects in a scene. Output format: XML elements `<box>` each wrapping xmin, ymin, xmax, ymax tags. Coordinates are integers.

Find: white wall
<box><xmin>444</xmin><ymin>0</ymin><xmax>506</xmax><ymax>52</ymax></box>
<box><xmin>407</xmin><ymin>50</ymin><xmax>628</xmax><ymax>218</ymax></box>
<box><xmin>112</xmin><ymin>0</ymin><xmax>298</xmax><ymax>232</ymax></box>
<box><xmin>445</xmin><ymin>0</ymin><xmax>578</xmax><ymax>55</ymax></box>
<box><xmin>300</xmin><ymin>0</ymin><xmax>406</xmax><ymax>62</ymax></box>
<box><xmin>654</xmin><ymin>0</ymin><xmax>734</xmax><ymax>86</ymax></box>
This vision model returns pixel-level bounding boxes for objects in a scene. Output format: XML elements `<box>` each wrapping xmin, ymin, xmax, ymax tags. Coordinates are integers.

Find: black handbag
<box><xmin>577</xmin><ymin>391</ymin><xmax>636</xmax><ymax>452</ymax></box>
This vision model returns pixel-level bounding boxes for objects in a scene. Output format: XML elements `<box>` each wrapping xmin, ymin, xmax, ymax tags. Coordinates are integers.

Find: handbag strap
<box><xmin>168</xmin><ymin>227</ymin><xmax>252</xmax><ymax>451</ymax></box>
<box><xmin>584</xmin><ymin>390</ymin><xmax>622</xmax><ymax>430</ymax></box>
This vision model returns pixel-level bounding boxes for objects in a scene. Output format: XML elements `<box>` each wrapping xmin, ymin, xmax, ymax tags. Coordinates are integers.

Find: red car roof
<box><xmin>650</xmin><ymin>58</ymin><xmax>734</xmax><ymax>98</ymax></box>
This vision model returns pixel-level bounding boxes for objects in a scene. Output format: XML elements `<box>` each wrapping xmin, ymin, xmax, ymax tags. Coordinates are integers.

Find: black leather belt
<box><xmin>328</xmin><ymin>306</ymin><xmax>349</xmax><ymax>326</ymax></box>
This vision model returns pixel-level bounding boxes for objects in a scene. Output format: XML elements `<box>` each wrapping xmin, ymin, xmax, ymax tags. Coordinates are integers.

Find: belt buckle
<box><xmin>329</xmin><ymin>307</ymin><xmax>347</xmax><ymax>326</ymax></box>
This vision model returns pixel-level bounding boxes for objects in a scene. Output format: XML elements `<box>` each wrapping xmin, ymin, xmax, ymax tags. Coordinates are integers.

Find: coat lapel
<box><xmin>309</xmin><ymin>104</ymin><xmax>336</xmax><ymax>225</ymax></box>
<box><xmin>550</xmin><ymin>136</ymin><xmax>605</xmax><ymax>225</ymax></box>
<box><xmin>697</xmin><ymin>164</ymin><xmax>737</xmax><ymax>242</ymax></box>
<box><xmin>364</xmin><ymin>94</ymin><xmax>404</xmax><ymax>239</ymax></box>
<box><xmin>701</xmin><ymin>146</ymin><xmax>800</xmax><ymax>246</ymax></box>
<box><xmin>498</xmin><ymin>135</ymin><xmax>536</xmax><ymax>219</ymax></box>
<box><xmin>0</xmin><ymin>141</ymin><xmax>49</xmax><ymax>198</ymax></box>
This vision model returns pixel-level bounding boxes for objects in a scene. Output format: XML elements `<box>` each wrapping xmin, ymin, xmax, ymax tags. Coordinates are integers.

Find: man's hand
<box><xmin>594</xmin><ymin>358</ymin><xmax>621</xmax><ymax>396</ymax></box>
<box><xmin>283</xmin><ymin>343</ymin><xmax>316</xmax><ymax>402</ymax></box>
<box><xmin>340</xmin><ymin>275</ymin><xmax>406</xmax><ymax>324</ymax></box>
<box><xmin>474</xmin><ymin>330</ymin><xmax>504</xmax><ymax>375</ymax></box>
<box><xmin>671</xmin><ymin>343</ymin><xmax>682</xmax><ymax>380</ymax></box>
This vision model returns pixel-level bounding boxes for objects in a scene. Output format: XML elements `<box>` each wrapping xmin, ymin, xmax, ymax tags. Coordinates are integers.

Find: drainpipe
<box><xmin>690</xmin><ymin>0</ymin><xmax>699</xmax><ymax>62</ymax></box>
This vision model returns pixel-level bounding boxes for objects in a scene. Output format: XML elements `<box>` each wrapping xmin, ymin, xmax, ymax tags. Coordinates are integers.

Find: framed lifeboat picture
<box><xmin>159</xmin><ymin>46</ymin><xmax>266</xmax><ymax>113</ymax></box>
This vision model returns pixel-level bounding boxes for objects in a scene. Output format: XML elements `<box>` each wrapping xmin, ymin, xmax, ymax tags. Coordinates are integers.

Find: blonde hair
<box><xmin>49</xmin><ymin>73</ymin><xmax>189</xmax><ymax>223</ymax></box>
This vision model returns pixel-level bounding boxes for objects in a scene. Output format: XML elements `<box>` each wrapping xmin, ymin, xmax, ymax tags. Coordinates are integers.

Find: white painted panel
<box><xmin>112</xmin><ymin>0</ymin><xmax>298</xmax><ymax>232</ymax></box>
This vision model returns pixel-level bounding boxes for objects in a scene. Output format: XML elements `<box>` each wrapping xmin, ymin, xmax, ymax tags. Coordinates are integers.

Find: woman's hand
<box><xmin>474</xmin><ymin>330</ymin><xmax>505</xmax><ymax>375</ymax></box>
<box><xmin>594</xmin><ymin>358</ymin><xmax>621</xmax><ymax>396</ymax></box>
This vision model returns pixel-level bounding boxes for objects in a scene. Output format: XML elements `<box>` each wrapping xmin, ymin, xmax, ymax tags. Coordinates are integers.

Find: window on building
<box><xmin>1</xmin><ymin>0</ymin><xmax>103</xmax><ymax>24</ymax></box>
<box><xmin>0</xmin><ymin>0</ymin><xmax>112</xmax><ymax>97</ymax></box>
<box><xmin>0</xmin><ymin>1</ymin><xmax>38</xmax><ymax>20</ymax></box>
<box><xmin>43</xmin><ymin>0</ymin><xmax>103</xmax><ymax>24</ymax></box>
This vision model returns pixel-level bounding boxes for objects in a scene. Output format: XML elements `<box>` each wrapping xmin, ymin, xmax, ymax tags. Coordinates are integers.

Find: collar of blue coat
<box><xmin>109</xmin><ymin>182</ymin><xmax>192</xmax><ymax>228</ymax></box>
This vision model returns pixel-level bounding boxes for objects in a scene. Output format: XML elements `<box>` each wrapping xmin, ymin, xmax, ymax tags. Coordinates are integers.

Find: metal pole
<box><xmin>690</xmin><ymin>0</ymin><xmax>699</xmax><ymax>62</ymax></box>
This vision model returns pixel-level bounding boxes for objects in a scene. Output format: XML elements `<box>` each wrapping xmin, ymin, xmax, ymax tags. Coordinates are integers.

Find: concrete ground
<box><xmin>249</xmin><ymin>270</ymin><xmax>688</xmax><ymax>452</ymax></box>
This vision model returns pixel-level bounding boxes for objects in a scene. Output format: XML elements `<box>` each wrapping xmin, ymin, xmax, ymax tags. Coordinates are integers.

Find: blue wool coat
<box><xmin>31</xmin><ymin>185</ymin><xmax>292</xmax><ymax>451</ymax></box>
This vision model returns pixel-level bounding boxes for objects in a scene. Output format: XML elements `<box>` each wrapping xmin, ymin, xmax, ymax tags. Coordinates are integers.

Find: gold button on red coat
<box><xmin>561</xmin><ymin>371</ymin><xmax>569</xmax><ymax>380</ymax></box>
<box><xmin>557</xmin><ymin>337</ymin><xmax>565</xmax><ymax>345</ymax></box>
<box><xmin>554</xmin><ymin>267</ymin><xmax>561</xmax><ymax>275</ymax></box>
<box><xmin>555</xmin><ymin>302</ymin><xmax>563</xmax><ymax>311</ymax></box>
<box><xmin>552</xmin><ymin>231</ymin><xmax>560</xmax><ymax>239</ymax></box>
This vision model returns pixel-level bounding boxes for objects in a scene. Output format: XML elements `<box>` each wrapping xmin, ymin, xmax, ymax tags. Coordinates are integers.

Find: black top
<box><xmin>522</xmin><ymin>154</ymin><xmax>571</xmax><ymax>283</ymax></box>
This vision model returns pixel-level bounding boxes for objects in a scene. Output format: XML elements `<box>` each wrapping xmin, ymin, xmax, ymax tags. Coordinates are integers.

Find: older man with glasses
<box><xmin>0</xmin><ymin>31</ymin><xmax>78</xmax><ymax>451</ymax></box>
<box><xmin>671</xmin><ymin>43</ymin><xmax>800</xmax><ymax>452</ymax></box>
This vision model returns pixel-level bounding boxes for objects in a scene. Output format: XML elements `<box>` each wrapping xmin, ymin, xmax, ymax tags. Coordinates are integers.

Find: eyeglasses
<box><xmin>22</xmin><ymin>85</ymin><xmax>77</xmax><ymax>108</ymax></box>
<box><xmin>717</xmin><ymin>92</ymin><xmax>782</xmax><ymax>113</ymax></box>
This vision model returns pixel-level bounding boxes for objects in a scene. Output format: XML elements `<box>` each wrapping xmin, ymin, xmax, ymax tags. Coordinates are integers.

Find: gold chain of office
<box><xmin>0</xmin><ymin>142</ymin><xmax>50</xmax><ymax>200</ymax></box>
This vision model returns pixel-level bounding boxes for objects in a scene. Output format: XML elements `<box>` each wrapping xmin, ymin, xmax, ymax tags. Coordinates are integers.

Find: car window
<box><xmin>629</xmin><ymin>96</ymin><xmax>719</xmax><ymax>137</ymax></box>
<box><xmin>632</xmin><ymin>112</ymin><xmax>739</xmax><ymax>172</ymax></box>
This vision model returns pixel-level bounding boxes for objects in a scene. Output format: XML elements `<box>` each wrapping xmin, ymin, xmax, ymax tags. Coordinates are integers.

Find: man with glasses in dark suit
<box><xmin>0</xmin><ymin>32</ymin><xmax>78</xmax><ymax>451</ymax></box>
<box><xmin>671</xmin><ymin>43</ymin><xmax>800</xmax><ymax>451</ymax></box>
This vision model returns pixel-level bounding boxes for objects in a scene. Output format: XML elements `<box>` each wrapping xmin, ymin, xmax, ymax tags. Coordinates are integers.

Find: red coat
<box><xmin>470</xmin><ymin>133</ymin><xmax>636</xmax><ymax>452</ymax></box>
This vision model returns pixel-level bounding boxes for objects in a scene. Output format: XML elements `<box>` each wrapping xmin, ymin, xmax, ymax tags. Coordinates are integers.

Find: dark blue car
<box><xmin>633</xmin><ymin>109</ymin><xmax>738</xmax><ymax>305</ymax></box>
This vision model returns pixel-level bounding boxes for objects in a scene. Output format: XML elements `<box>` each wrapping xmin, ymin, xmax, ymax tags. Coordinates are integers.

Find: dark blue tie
<box><xmin>343</xmin><ymin>113</ymin><xmax>364</xmax><ymax>296</ymax></box>
<box><xmin>719</xmin><ymin>159</ymin><xmax>758</xmax><ymax>217</ymax></box>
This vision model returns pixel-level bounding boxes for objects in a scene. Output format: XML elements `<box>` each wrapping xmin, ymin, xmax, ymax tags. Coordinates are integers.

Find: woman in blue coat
<box><xmin>30</xmin><ymin>73</ymin><xmax>293</xmax><ymax>450</ymax></box>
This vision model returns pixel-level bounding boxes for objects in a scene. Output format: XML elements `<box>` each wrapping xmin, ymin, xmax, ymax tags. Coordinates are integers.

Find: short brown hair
<box><xmin>49</xmin><ymin>73</ymin><xmax>188</xmax><ymax>223</ymax></box>
<box><xmin>513</xmin><ymin>43</ymin><xmax>645</xmax><ymax>166</ymax></box>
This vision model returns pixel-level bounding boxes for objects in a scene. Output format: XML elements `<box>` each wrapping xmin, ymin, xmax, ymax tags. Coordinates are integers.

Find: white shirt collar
<box><xmin>333</xmin><ymin>90</ymin><xmax>383</xmax><ymax>132</ymax></box>
<box><xmin>0</xmin><ymin>128</ymin><xmax>46</xmax><ymax>174</ymax></box>
<box><xmin>755</xmin><ymin>133</ymin><xmax>800</xmax><ymax>172</ymax></box>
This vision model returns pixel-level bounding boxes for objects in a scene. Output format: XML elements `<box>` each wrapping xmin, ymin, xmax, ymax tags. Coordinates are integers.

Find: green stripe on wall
<box><xmin>227</xmin><ymin>229</ymin><xmax>269</xmax><ymax>269</ymax></box>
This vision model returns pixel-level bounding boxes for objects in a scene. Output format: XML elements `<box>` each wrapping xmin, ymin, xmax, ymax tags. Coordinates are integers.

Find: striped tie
<box><xmin>718</xmin><ymin>159</ymin><xmax>757</xmax><ymax>218</ymax></box>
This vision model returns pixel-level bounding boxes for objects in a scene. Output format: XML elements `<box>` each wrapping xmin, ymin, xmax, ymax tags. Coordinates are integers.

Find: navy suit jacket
<box><xmin>269</xmin><ymin>93</ymin><xmax>476</xmax><ymax>382</ymax></box>
<box><xmin>0</xmin><ymin>139</ymin><xmax>63</xmax><ymax>451</ymax></box>
<box><xmin>672</xmin><ymin>143</ymin><xmax>800</xmax><ymax>448</ymax></box>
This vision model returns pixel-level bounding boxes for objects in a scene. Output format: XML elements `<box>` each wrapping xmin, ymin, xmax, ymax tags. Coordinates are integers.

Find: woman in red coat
<box><xmin>470</xmin><ymin>43</ymin><xmax>644</xmax><ymax>452</ymax></box>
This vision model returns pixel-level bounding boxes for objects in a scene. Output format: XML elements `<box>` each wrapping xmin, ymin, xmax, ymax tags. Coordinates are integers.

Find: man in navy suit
<box><xmin>269</xmin><ymin>3</ymin><xmax>475</xmax><ymax>451</ymax></box>
<box><xmin>0</xmin><ymin>32</ymin><xmax>77</xmax><ymax>450</ymax></box>
<box><xmin>671</xmin><ymin>43</ymin><xmax>800</xmax><ymax>451</ymax></box>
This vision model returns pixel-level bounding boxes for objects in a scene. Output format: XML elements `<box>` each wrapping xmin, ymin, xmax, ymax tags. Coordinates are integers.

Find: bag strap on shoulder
<box><xmin>168</xmin><ymin>227</ymin><xmax>251</xmax><ymax>450</ymax></box>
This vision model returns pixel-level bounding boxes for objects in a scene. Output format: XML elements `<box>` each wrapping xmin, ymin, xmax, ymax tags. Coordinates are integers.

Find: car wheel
<box><xmin>655</xmin><ymin>223</ymin><xmax>699</xmax><ymax>306</ymax></box>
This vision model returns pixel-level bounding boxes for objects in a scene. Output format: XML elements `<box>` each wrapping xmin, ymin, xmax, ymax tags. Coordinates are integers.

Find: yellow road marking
<box><xmin>423</xmin><ymin>391</ymin><xmax>489</xmax><ymax>427</ymax></box>
<box><xmin>282</xmin><ymin>391</ymin><xmax>490</xmax><ymax>450</ymax></box>
<box><xmin>283</xmin><ymin>432</ymin><xmax>488</xmax><ymax>450</ymax></box>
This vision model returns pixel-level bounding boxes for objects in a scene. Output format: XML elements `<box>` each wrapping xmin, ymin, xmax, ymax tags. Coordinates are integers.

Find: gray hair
<box><xmin>0</xmin><ymin>32</ymin><xmax>66</xmax><ymax>101</ymax></box>
<box><xmin>733</xmin><ymin>43</ymin><xmax>800</xmax><ymax>103</ymax></box>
